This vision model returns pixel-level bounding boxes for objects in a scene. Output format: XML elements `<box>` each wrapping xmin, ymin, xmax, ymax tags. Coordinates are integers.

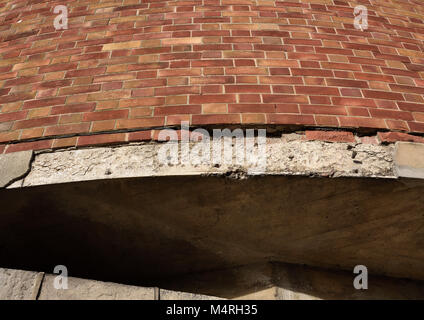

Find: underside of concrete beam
<box><xmin>0</xmin><ymin>137</ymin><xmax>423</xmax><ymax>299</ymax></box>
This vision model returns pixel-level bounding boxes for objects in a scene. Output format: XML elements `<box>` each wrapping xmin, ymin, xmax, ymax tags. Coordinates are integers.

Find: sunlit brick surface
<box><xmin>1</xmin><ymin>0</ymin><xmax>424</xmax><ymax>152</ymax></box>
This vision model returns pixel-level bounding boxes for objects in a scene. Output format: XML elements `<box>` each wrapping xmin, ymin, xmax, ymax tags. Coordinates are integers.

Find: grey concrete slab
<box><xmin>0</xmin><ymin>151</ymin><xmax>32</xmax><ymax>188</ymax></box>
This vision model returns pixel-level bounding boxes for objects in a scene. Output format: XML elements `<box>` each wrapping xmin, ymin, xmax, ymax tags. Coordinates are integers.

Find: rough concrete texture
<box><xmin>395</xmin><ymin>142</ymin><xmax>424</xmax><ymax>179</ymax></box>
<box><xmin>0</xmin><ymin>268</ymin><xmax>43</xmax><ymax>300</ymax></box>
<box><xmin>0</xmin><ymin>151</ymin><xmax>32</xmax><ymax>187</ymax></box>
<box><xmin>159</xmin><ymin>289</ymin><xmax>223</xmax><ymax>300</ymax></box>
<box><xmin>20</xmin><ymin>135</ymin><xmax>395</xmax><ymax>187</ymax></box>
<box><xmin>38</xmin><ymin>275</ymin><xmax>155</xmax><ymax>300</ymax></box>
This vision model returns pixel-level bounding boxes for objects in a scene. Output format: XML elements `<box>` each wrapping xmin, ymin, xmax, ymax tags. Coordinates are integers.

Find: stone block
<box><xmin>0</xmin><ymin>151</ymin><xmax>32</xmax><ymax>187</ymax></box>
<box><xmin>395</xmin><ymin>142</ymin><xmax>424</xmax><ymax>179</ymax></box>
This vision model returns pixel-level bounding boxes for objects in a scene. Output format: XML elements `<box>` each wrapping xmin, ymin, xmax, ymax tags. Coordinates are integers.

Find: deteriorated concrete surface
<box><xmin>5</xmin><ymin>134</ymin><xmax>397</xmax><ymax>188</ymax></box>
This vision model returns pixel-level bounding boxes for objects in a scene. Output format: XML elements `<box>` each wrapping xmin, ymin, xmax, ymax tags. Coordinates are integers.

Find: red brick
<box><xmin>51</xmin><ymin>103</ymin><xmax>96</xmax><ymax>115</ymax></box>
<box><xmin>116</xmin><ymin>117</ymin><xmax>165</xmax><ymax>129</ymax></box>
<box><xmin>6</xmin><ymin>140</ymin><xmax>53</xmax><ymax>153</ymax></box>
<box><xmin>78</xmin><ymin>133</ymin><xmax>127</xmax><ymax>147</ymax></box>
<box><xmin>45</xmin><ymin>123</ymin><xmax>91</xmax><ymax>136</ymax></box>
<box><xmin>305</xmin><ymin>131</ymin><xmax>355</xmax><ymax>143</ymax></box>
<box><xmin>267</xmin><ymin>114</ymin><xmax>315</xmax><ymax>125</ymax></box>
<box><xmin>225</xmin><ymin>85</ymin><xmax>271</xmax><ymax>93</ymax></box>
<box><xmin>369</xmin><ymin>109</ymin><xmax>413</xmax><ymax>121</ymax></box>
<box><xmin>192</xmin><ymin>114</ymin><xmax>240</xmax><ymax>125</ymax></box>
<box><xmin>39</xmin><ymin>62</ymin><xmax>78</xmax><ymax>73</ymax></box>
<box><xmin>83</xmin><ymin>110</ymin><xmax>129</xmax><ymax>121</ymax></box>
<box><xmin>190</xmin><ymin>94</ymin><xmax>236</xmax><ymax>104</ymax></box>
<box><xmin>362</xmin><ymin>90</ymin><xmax>404</xmax><ymax>101</ymax></box>
<box><xmin>13</xmin><ymin>117</ymin><xmax>59</xmax><ymax>130</ymax></box>
<box><xmin>296</xmin><ymin>86</ymin><xmax>339</xmax><ymax>96</ymax></box>
<box><xmin>127</xmin><ymin>130</ymin><xmax>152</xmax><ymax>141</ymax></box>
<box><xmin>377</xmin><ymin>132</ymin><xmax>424</xmax><ymax>143</ymax></box>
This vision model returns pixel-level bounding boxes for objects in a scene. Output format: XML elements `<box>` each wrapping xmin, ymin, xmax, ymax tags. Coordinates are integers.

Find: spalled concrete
<box><xmin>0</xmin><ymin>151</ymin><xmax>32</xmax><ymax>188</ymax></box>
<box><xmin>19</xmin><ymin>135</ymin><xmax>395</xmax><ymax>187</ymax></box>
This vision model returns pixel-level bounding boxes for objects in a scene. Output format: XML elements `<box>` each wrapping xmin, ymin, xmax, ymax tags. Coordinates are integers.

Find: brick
<box><xmin>78</xmin><ymin>133</ymin><xmax>127</xmax><ymax>147</ymax></box>
<box><xmin>66</xmin><ymin>67</ymin><xmax>106</xmax><ymax>78</ymax></box>
<box><xmin>45</xmin><ymin>123</ymin><xmax>91</xmax><ymax>136</ymax></box>
<box><xmin>362</xmin><ymin>90</ymin><xmax>404</xmax><ymax>101</ymax></box>
<box><xmin>116</xmin><ymin>117</ymin><xmax>165</xmax><ymax>129</ymax></box>
<box><xmin>83</xmin><ymin>110</ymin><xmax>129</xmax><ymax>121</ymax></box>
<box><xmin>39</xmin><ymin>63</ymin><xmax>78</xmax><ymax>74</ymax></box>
<box><xmin>338</xmin><ymin>117</ymin><xmax>387</xmax><ymax>129</ymax></box>
<box><xmin>6</xmin><ymin>140</ymin><xmax>53</xmax><ymax>153</ymax></box>
<box><xmin>51</xmin><ymin>103</ymin><xmax>96</xmax><ymax>115</ymax></box>
<box><xmin>102</xmin><ymin>41</ymin><xmax>142</xmax><ymax>51</ymax></box>
<box><xmin>154</xmin><ymin>105</ymin><xmax>201</xmax><ymax>116</ymax></box>
<box><xmin>190</xmin><ymin>94</ymin><xmax>236</xmax><ymax>104</ymax></box>
<box><xmin>192</xmin><ymin>114</ymin><xmax>240</xmax><ymax>125</ymax></box>
<box><xmin>13</xmin><ymin>116</ymin><xmax>59</xmax><ymax>130</ymax></box>
<box><xmin>305</xmin><ymin>131</ymin><xmax>355</xmax><ymax>143</ymax></box>
<box><xmin>267</xmin><ymin>114</ymin><xmax>315</xmax><ymax>125</ymax></box>
<box><xmin>53</xmin><ymin>137</ymin><xmax>78</xmax><ymax>149</ymax></box>
<box><xmin>296</xmin><ymin>86</ymin><xmax>339</xmax><ymax>96</ymax></box>
<box><xmin>0</xmin><ymin>111</ymin><xmax>27</xmax><ymax>122</ymax></box>
<box><xmin>119</xmin><ymin>98</ymin><xmax>165</xmax><ymax>108</ymax></box>
<box><xmin>128</xmin><ymin>130</ymin><xmax>152</xmax><ymax>141</ymax></box>
<box><xmin>300</xmin><ymin>105</ymin><xmax>347</xmax><ymax>116</ymax></box>
<box><xmin>225</xmin><ymin>85</ymin><xmax>270</xmax><ymax>93</ymax></box>
<box><xmin>59</xmin><ymin>85</ymin><xmax>101</xmax><ymax>96</ymax></box>
<box><xmin>377</xmin><ymin>132</ymin><xmax>424</xmax><ymax>144</ymax></box>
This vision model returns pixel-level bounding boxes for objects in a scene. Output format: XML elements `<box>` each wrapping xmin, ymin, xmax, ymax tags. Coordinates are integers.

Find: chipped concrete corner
<box><xmin>2</xmin><ymin>134</ymin><xmax>400</xmax><ymax>189</ymax></box>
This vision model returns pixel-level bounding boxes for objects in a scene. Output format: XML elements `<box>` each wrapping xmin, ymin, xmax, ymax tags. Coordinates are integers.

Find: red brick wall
<box><xmin>1</xmin><ymin>0</ymin><xmax>424</xmax><ymax>153</ymax></box>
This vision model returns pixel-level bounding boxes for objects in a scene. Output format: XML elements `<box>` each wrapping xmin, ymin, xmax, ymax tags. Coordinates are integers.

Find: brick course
<box><xmin>0</xmin><ymin>0</ymin><xmax>424</xmax><ymax>153</ymax></box>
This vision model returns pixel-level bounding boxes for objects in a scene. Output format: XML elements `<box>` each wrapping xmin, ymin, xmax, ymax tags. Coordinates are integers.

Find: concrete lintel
<box><xmin>395</xmin><ymin>142</ymin><xmax>424</xmax><ymax>179</ymax></box>
<box><xmin>20</xmin><ymin>136</ymin><xmax>396</xmax><ymax>188</ymax></box>
<box><xmin>0</xmin><ymin>151</ymin><xmax>33</xmax><ymax>188</ymax></box>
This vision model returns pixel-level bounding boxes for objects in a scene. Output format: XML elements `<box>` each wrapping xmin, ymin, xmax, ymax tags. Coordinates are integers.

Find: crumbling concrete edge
<box><xmin>0</xmin><ymin>134</ymin><xmax>403</xmax><ymax>189</ymax></box>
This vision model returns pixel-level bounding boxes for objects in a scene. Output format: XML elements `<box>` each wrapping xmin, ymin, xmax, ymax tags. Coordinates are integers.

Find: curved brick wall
<box><xmin>1</xmin><ymin>0</ymin><xmax>424</xmax><ymax>153</ymax></box>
